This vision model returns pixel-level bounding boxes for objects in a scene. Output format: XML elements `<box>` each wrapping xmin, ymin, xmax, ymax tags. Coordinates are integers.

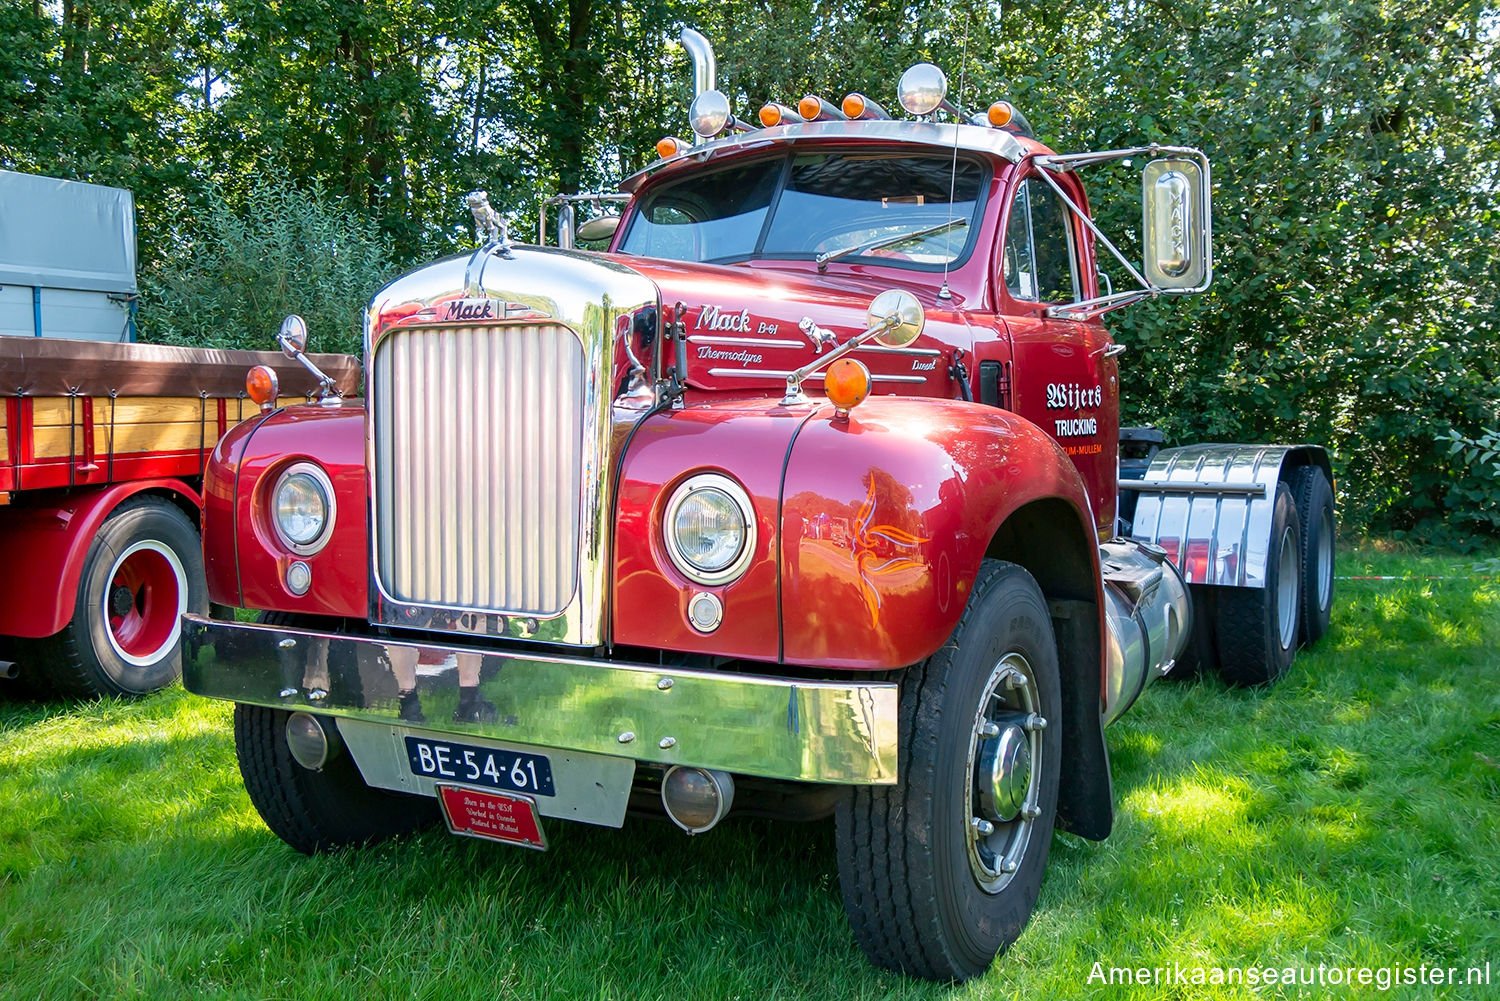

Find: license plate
<box><xmin>436</xmin><ymin>785</ymin><xmax>546</xmax><ymax>850</ymax></box>
<box><xmin>405</xmin><ymin>736</ymin><xmax>555</xmax><ymax>796</ymax></box>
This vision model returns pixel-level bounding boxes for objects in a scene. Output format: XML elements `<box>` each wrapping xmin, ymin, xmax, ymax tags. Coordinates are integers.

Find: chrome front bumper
<box><xmin>181</xmin><ymin>615</ymin><xmax>900</xmax><ymax>785</ymax></box>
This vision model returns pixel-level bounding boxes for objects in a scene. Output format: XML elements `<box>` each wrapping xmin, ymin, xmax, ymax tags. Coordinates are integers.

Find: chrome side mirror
<box><xmin>279</xmin><ymin>314</ymin><xmax>308</xmax><ymax>359</ymax></box>
<box><xmin>867</xmin><ymin>289</ymin><xmax>925</xmax><ymax>347</ymax></box>
<box><xmin>576</xmin><ymin>214</ymin><xmax>622</xmax><ymax>243</ymax></box>
<box><xmin>1142</xmin><ymin>158</ymin><xmax>1210</xmax><ymax>289</ymax></box>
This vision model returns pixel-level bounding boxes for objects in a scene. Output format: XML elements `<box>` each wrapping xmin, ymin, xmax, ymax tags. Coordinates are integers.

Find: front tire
<box><xmin>835</xmin><ymin>560</ymin><xmax>1062</xmax><ymax>982</ymax></box>
<box><xmin>234</xmin><ymin>703</ymin><xmax>437</xmax><ymax>854</ymax></box>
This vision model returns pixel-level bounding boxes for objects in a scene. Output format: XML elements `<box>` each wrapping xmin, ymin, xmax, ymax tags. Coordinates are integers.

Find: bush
<box><xmin>138</xmin><ymin>177</ymin><xmax>393</xmax><ymax>357</ymax></box>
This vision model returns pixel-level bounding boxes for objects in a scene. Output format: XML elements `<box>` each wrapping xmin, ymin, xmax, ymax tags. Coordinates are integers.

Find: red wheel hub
<box><xmin>104</xmin><ymin>543</ymin><xmax>185</xmax><ymax>663</ymax></box>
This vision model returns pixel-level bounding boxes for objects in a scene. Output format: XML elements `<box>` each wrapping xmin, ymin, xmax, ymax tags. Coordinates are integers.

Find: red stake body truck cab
<box><xmin>183</xmin><ymin>32</ymin><xmax>1336</xmax><ymax>981</ymax></box>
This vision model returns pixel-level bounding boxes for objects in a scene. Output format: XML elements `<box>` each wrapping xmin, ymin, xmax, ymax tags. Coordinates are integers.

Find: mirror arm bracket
<box><xmin>782</xmin><ymin>314</ymin><xmax>898</xmax><ymax>405</ymax></box>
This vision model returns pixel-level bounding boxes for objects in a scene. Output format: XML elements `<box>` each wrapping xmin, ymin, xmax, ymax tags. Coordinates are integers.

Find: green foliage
<box><xmin>139</xmin><ymin>178</ymin><xmax>393</xmax><ymax>356</ymax></box>
<box><xmin>1441</xmin><ymin>423</ymin><xmax>1500</xmax><ymax>539</ymax></box>
<box><xmin>2</xmin><ymin>547</ymin><xmax>1498</xmax><ymax>998</ymax></box>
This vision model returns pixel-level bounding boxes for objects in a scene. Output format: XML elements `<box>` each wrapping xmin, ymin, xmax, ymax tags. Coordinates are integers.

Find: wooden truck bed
<box><xmin>0</xmin><ymin>338</ymin><xmax>361</xmax><ymax>495</ymax></box>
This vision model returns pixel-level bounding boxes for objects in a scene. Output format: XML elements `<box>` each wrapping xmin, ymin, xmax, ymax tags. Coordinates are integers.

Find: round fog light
<box><xmin>661</xmin><ymin>766</ymin><xmax>735</xmax><ymax>835</ymax></box>
<box><xmin>687</xmin><ymin>592</ymin><xmax>722</xmax><ymax>633</ymax></box>
<box><xmin>285</xmin><ymin>711</ymin><xmax>341</xmax><ymax>771</ymax></box>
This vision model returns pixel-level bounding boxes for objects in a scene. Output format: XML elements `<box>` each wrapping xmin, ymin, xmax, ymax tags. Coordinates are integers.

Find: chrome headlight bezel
<box><xmin>663</xmin><ymin>473</ymin><xmax>756</xmax><ymax>587</ymax></box>
<box><xmin>271</xmin><ymin>462</ymin><xmax>337</xmax><ymax>556</ymax></box>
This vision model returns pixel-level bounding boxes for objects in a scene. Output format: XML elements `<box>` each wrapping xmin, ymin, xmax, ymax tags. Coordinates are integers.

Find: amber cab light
<box><xmin>759</xmin><ymin>103</ymin><xmax>803</xmax><ymax>127</ymax></box>
<box><xmin>246</xmin><ymin>365</ymin><xmax>279</xmax><ymax>411</ymax></box>
<box><xmin>842</xmin><ymin>93</ymin><xmax>866</xmax><ymax>119</ymax></box>
<box><xmin>987</xmin><ymin>101</ymin><xmax>1015</xmax><ymax>128</ymax></box>
<box><xmin>655</xmin><ymin>136</ymin><xmax>688</xmax><ymax>159</ymax></box>
<box><xmin>824</xmin><ymin>358</ymin><xmax>872</xmax><ymax>417</ymax></box>
<box><xmin>798</xmin><ymin>95</ymin><xmax>824</xmax><ymax>120</ymax></box>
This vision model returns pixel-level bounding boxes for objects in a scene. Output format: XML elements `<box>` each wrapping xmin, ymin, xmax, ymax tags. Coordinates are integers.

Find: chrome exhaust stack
<box><xmin>0</xmin><ymin>660</ymin><xmax>16</xmax><ymax>680</ymax></box>
<box><xmin>1099</xmin><ymin>539</ymin><xmax>1193</xmax><ymax>724</ymax></box>
<box><xmin>680</xmin><ymin>27</ymin><xmax>716</xmax><ymax>97</ymax></box>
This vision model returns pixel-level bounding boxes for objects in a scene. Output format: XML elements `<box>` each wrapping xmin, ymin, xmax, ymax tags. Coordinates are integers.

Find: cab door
<box><xmin>997</xmin><ymin>170</ymin><xmax>1120</xmax><ymax>539</ymax></box>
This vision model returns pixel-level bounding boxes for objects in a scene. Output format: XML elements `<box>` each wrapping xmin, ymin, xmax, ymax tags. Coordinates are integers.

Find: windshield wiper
<box><xmin>815</xmin><ymin>217</ymin><xmax>967</xmax><ymax>271</ymax></box>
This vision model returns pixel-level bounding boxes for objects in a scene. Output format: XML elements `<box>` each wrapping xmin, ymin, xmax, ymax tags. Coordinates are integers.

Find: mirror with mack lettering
<box><xmin>1142</xmin><ymin>158</ymin><xmax>1208</xmax><ymax>289</ymax></box>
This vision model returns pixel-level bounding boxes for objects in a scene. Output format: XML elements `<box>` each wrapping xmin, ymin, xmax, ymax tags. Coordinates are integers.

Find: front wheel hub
<box><xmin>977</xmin><ymin>723</ymin><xmax>1031</xmax><ymax>823</ymax></box>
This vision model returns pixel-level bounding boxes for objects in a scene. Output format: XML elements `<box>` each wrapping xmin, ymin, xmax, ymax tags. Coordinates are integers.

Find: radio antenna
<box><xmin>938</xmin><ymin>4</ymin><xmax>973</xmax><ymax>302</ymax></box>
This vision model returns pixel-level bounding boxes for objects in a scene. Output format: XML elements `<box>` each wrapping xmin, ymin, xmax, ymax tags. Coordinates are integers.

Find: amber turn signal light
<box><xmin>842</xmin><ymin>93</ymin><xmax>866</xmax><ymax>119</ymax></box>
<box><xmin>655</xmin><ymin>136</ymin><xmax>687</xmax><ymax>159</ymax></box>
<box><xmin>824</xmin><ymin>358</ymin><xmax>872</xmax><ymax>417</ymax></box>
<box><xmin>798</xmin><ymin>95</ymin><xmax>823</xmax><ymax>121</ymax></box>
<box><xmin>987</xmin><ymin>101</ymin><xmax>1015</xmax><ymax>128</ymax></box>
<box><xmin>247</xmin><ymin>365</ymin><xmax>279</xmax><ymax>411</ymax></box>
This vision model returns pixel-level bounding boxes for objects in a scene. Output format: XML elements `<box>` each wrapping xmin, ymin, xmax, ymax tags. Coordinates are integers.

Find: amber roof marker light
<box><xmin>842</xmin><ymin>93</ymin><xmax>891</xmax><ymax>120</ymax></box>
<box><xmin>798</xmin><ymin>95</ymin><xmax>847</xmax><ymax>122</ymax></box>
<box><xmin>758</xmin><ymin>103</ymin><xmax>804</xmax><ymax>128</ymax></box>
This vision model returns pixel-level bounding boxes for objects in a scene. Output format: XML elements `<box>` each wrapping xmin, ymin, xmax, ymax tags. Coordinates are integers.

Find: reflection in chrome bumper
<box><xmin>181</xmin><ymin>615</ymin><xmax>899</xmax><ymax>785</ymax></box>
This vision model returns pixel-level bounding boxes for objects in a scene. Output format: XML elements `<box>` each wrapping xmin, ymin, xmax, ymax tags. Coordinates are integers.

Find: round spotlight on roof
<box><xmin>689</xmin><ymin>89</ymin><xmax>732</xmax><ymax>139</ymax></box>
<box><xmin>897</xmin><ymin>63</ymin><xmax>948</xmax><ymax>116</ymax></box>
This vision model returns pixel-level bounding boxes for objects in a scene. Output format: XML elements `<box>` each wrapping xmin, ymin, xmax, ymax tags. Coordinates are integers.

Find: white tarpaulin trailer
<box><xmin>0</xmin><ymin>170</ymin><xmax>137</xmax><ymax>342</ymax></box>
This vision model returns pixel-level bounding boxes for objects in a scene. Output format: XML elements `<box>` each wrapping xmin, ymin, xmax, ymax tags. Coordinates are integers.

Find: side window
<box><xmin>1002</xmin><ymin>177</ymin><xmax>1079</xmax><ymax>304</ymax></box>
<box><xmin>1003</xmin><ymin>182</ymin><xmax>1037</xmax><ymax>300</ymax></box>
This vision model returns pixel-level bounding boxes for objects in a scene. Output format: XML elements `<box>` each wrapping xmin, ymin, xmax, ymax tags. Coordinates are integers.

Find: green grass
<box><xmin>2</xmin><ymin>545</ymin><xmax>1497</xmax><ymax>1000</ymax></box>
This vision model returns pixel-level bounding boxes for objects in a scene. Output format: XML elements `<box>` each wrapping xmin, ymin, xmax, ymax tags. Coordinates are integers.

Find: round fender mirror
<box><xmin>867</xmin><ymin>289</ymin><xmax>924</xmax><ymax>348</ymax></box>
<box><xmin>279</xmin><ymin>315</ymin><xmax>308</xmax><ymax>358</ymax></box>
<box><xmin>576</xmin><ymin>213</ymin><xmax>622</xmax><ymax>243</ymax></box>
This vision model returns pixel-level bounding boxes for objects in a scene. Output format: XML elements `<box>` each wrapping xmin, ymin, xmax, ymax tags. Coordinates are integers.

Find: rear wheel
<box><xmin>835</xmin><ymin>560</ymin><xmax>1062</xmax><ymax>982</ymax></box>
<box><xmin>235</xmin><ymin>702</ymin><xmax>437</xmax><ymax>854</ymax></box>
<box><xmin>1292</xmin><ymin>466</ymin><xmax>1335</xmax><ymax>646</ymax></box>
<box><xmin>24</xmin><ymin>496</ymin><xmax>206</xmax><ymax>698</ymax></box>
<box><xmin>1213</xmin><ymin>483</ymin><xmax>1301</xmax><ymax>686</ymax></box>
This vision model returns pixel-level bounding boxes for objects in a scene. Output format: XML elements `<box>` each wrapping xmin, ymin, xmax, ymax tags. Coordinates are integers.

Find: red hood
<box><xmin>603</xmin><ymin>254</ymin><xmax>971</xmax><ymax>397</ymax></box>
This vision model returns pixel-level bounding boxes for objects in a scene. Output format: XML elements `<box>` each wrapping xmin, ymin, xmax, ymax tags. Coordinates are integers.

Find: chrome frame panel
<box><xmin>335</xmin><ymin>717</ymin><xmax>637</xmax><ymax>828</ymax></box>
<box><xmin>364</xmin><ymin>247</ymin><xmax>658</xmax><ymax>646</ymax></box>
<box><xmin>181</xmin><ymin>615</ymin><xmax>901</xmax><ymax>785</ymax></box>
<box><xmin>1122</xmin><ymin>444</ymin><xmax>1328</xmax><ymax>588</ymax></box>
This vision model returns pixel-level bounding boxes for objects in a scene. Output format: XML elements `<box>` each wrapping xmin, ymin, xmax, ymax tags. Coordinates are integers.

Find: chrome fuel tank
<box><xmin>1100</xmin><ymin>538</ymin><xmax>1192</xmax><ymax>725</ymax></box>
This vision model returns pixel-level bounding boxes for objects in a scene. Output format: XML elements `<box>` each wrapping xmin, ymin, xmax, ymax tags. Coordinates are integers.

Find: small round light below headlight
<box><xmin>664</xmin><ymin>474</ymin><xmax>756</xmax><ymax>587</ymax></box>
<box><xmin>272</xmin><ymin>463</ymin><xmax>336</xmax><ymax>555</ymax></box>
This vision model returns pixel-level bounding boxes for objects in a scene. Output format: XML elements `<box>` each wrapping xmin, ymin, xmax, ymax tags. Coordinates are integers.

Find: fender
<box><xmin>202</xmin><ymin>411</ymin><xmax>271</xmax><ymax>608</ymax></box>
<box><xmin>1124</xmin><ymin>443</ymin><xmax>1333</xmax><ymax>586</ymax></box>
<box><xmin>231</xmin><ymin>405</ymin><xmax>370</xmax><ymax>619</ymax></box>
<box><xmin>612</xmin><ymin>399</ymin><xmax>817</xmax><ymax>661</ymax></box>
<box><xmin>781</xmin><ymin>396</ymin><xmax>1103</xmax><ymax>670</ymax></box>
<box><xmin>0</xmin><ymin>478</ymin><xmax>202</xmax><ymax>638</ymax></box>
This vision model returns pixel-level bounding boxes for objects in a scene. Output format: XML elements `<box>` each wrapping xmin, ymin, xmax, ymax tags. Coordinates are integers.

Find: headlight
<box><xmin>664</xmin><ymin>474</ymin><xmax>755</xmax><ymax>586</ymax></box>
<box><xmin>272</xmin><ymin>463</ymin><xmax>336</xmax><ymax>555</ymax></box>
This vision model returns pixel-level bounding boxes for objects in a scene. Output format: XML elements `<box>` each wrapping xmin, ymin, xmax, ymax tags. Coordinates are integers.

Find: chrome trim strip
<box><xmin>707</xmin><ymin>367</ymin><xmax>928</xmax><ymax>384</ymax></box>
<box><xmin>1119</xmin><ymin>479</ymin><xmax>1267</xmax><ymax>497</ymax></box>
<box><xmin>687</xmin><ymin>335</ymin><xmax>805</xmax><ymax>348</ymax></box>
<box><xmin>365</xmin><ymin>248</ymin><xmax>659</xmax><ymax>646</ymax></box>
<box><xmin>181</xmin><ymin>616</ymin><xmax>900</xmax><ymax>785</ymax></box>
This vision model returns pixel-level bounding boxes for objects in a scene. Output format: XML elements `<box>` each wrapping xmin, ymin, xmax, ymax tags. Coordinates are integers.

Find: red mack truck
<box><xmin>182</xmin><ymin>30</ymin><xmax>1337</xmax><ymax>981</ymax></box>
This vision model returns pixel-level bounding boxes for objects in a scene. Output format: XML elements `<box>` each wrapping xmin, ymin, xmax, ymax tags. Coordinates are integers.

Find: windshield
<box><xmin>619</xmin><ymin>152</ymin><xmax>987</xmax><ymax>269</ymax></box>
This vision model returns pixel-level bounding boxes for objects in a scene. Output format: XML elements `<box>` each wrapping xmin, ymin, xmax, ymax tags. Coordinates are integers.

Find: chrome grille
<box><xmin>374</xmin><ymin>324</ymin><xmax>585</xmax><ymax>615</ymax></box>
